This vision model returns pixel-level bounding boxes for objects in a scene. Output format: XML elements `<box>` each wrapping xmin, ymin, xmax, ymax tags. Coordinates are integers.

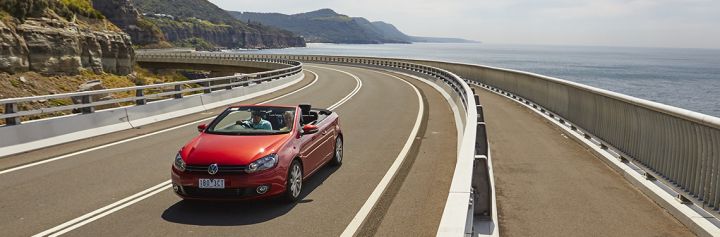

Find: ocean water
<box><xmin>238</xmin><ymin>43</ymin><xmax>720</xmax><ymax>117</ymax></box>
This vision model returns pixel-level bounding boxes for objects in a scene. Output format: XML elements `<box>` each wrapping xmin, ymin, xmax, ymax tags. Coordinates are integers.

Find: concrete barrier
<box><xmin>0</xmin><ymin>70</ymin><xmax>303</xmax><ymax>157</ymax></box>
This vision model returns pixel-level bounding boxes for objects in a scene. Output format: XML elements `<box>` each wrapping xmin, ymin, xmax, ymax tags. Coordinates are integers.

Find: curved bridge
<box><xmin>0</xmin><ymin>51</ymin><xmax>716</xmax><ymax>237</ymax></box>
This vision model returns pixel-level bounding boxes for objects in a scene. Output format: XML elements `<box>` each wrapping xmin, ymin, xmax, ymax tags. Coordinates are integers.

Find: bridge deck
<box><xmin>475</xmin><ymin>86</ymin><xmax>694</xmax><ymax>236</ymax></box>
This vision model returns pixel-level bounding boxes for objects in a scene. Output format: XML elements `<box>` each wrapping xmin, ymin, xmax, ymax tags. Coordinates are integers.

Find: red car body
<box><xmin>171</xmin><ymin>104</ymin><xmax>343</xmax><ymax>201</ymax></box>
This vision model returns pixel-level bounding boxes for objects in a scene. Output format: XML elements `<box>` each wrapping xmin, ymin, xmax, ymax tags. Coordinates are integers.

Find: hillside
<box><xmin>130</xmin><ymin>0</ymin><xmax>305</xmax><ymax>49</ymax></box>
<box><xmin>230</xmin><ymin>9</ymin><xmax>410</xmax><ymax>44</ymax></box>
<box><xmin>230</xmin><ymin>8</ymin><xmax>477</xmax><ymax>44</ymax></box>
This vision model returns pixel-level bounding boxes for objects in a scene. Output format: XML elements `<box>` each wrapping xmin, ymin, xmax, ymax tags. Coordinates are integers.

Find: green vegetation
<box><xmin>0</xmin><ymin>0</ymin><xmax>49</xmax><ymax>21</ymax></box>
<box><xmin>58</xmin><ymin>0</ymin><xmax>104</xmax><ymax>19</ymax></box>
<box><xmin>133</xmin><ymin>0</ymin><xmax>303</xmax><ymax>48</ymax></box>
<box><xmin>0</xmin><ymin>0</ymin><xmax>103</xmax><ymax>22</ymax></box>
<box><xmin>174</xmin><ymin>37</ymin><xmax>216</xmax><ymax>51</ymax></box>
<box><xmin>133</xmin><ymin>0</ymin><xmax>243</xmax><ymax>27</ymax></box>
<box><xmin>230</xmin><ymin>9</ymin><xmax>410</xmax><ymax>44</ymax></box>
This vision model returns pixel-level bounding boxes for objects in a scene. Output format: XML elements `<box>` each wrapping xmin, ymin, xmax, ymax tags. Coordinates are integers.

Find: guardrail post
<box><xmin>174</xmin><ymin>85</ymin><xmax>183</xmax><ymax>99</ymax></box>
<box><xmin>473</xmin><ymin>122</ymin><xmax>492</xmax><ymax>218</ymax></box>
<box><xmin>226</xmin><ymin>79</ymin><xmax>234</xmax><ymax>90</ymax></box>
<box><xmin>203</xmin><ymin>82</ymin><xmax>212</xmax><ymax>94</ymax></box>
<box><xmin>4</xmin><ymin>103</ymin><xmax>21</xmax><ymax>125</ymax></box>
<box><xmin>81</xmin><ymin>95</ymin><xmax>94</xmax><ymax>114</ymax></box>
<box><xmin>135</xmin><ymin>89</ymin><xmax>146</xmax><ymax>105</ymax></box>
<box><xmin>477</xmin><ymin>105</ymin><xmax>484</xmax><ymax>122</ymax></box>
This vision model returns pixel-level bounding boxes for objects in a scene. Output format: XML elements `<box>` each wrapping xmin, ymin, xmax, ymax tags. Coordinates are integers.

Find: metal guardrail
<box><xmin>0</xmin><ymin>55</ymin><xmax>302</xmax><ymax>126</ymax></box>
<box><xmin>403</xmin><ymin>59</ymin><xmax>720</xmax><ymax>218</ymax></box>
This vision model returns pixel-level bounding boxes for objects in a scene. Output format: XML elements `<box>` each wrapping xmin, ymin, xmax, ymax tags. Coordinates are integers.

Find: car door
<box><xmin>315</xmin><ymin>119</ymin><xmax>337</xmax><ymax>164</ymax></box>
<box><xmin>298</xmin><ymin>121</ymin><xmax>325</xmax><ymax>175</ymax></box>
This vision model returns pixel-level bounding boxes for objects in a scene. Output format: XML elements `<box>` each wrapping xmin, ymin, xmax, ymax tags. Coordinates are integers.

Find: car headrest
<box><xmin>299</xmin><ymin>104</ymin><xmax>311</xmax><ymax>115</ymax></box>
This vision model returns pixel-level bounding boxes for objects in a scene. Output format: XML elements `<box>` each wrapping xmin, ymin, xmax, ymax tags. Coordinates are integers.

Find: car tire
<box><xmin>330</xmin><ymin>136</ymin><xmax>343</xmax><ymax>166</ymax></box>
<box><xmin>282</xmin><ymin>160</ymin><xmax>303</xmax><ymax>203</ymax></box>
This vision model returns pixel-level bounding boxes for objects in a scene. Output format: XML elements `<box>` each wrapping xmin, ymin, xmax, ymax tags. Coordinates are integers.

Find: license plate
<box><xmin>198</xmin><ymin>179</ymin><xmax>225</xmax><ymax>189</ymax></box>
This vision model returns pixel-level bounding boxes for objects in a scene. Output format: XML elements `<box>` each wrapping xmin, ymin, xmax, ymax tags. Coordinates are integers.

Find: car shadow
<box><xmin>161</xmin><ymin>164</ymin><xmax>340</xmax><ymax>226</ymax></box>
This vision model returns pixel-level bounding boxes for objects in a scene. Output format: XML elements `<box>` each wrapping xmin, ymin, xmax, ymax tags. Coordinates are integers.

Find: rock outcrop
<box><xmin>132</xmin><ymin>0</ymin><xmax>305</xmax><ymax>49</ymax></box>
<box><xmin>0</xmin><ymin>20</ymin><xmax>30</xmax><ymax>73</ymax></box>
<box><xmin>149</xmin><ymin>18</ymin><xmax>305</xmax><ymax>49</ymax></box>
<box><xmin>0</xmin><ymin>15</ymin><xmax>134</xmax><ymax>75</ymax></box>
<box><xmin>91</xmin><ymin>0</ymin><xmax>164</xmax><ymax>45</ymax></box>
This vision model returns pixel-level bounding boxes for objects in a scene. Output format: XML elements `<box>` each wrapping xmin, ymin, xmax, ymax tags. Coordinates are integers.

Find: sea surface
<box><xmin>233</xmin><ymin>43</ymin><xmax>720</xmax><ymax>117</ymax></box>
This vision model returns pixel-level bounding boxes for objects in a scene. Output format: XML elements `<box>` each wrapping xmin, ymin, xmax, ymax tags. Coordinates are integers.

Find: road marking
<box><xmin>340</xmin><ymin>71</ymin><xmax>424</xmax><ymax>237</ymax></box>
<box><xmin>0</xmin><ymin>70</ymin><xmax>319</xmax><ymax>176</ymax></box>
<box><xmin>32</xmin><ymin>181</ymin><xmax>171</xmax><ymax>237</ymax></box>
<box><xmin>307</xmin><ymin>65</ymin><xmax>363</xmax><ymax>110</ymax></box>
<box><xmin>33</xmin><ymin>66</ymin><xmax>364</xmax><ymax>236</ymax></box>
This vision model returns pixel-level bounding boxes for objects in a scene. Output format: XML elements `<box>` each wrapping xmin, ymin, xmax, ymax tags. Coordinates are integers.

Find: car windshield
<box><xmin>206</xmin><ymin>106</ymin><xmax>296</xmax><ymax>135</ymax></box>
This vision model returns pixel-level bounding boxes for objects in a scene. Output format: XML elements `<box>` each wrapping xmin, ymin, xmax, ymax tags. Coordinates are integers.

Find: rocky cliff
<box><xmin>230</xmin><ymin>9</ymin><xmax>409</xmax><ymax>44</ymax></box>
<box><xmin>0</xmin><ymin>14</ymin><xmax>134</xmax><ymax>75</ymax></box>
<box><xmin>132</xmin><ymin>0</ymin><xmax>305</xmax><ymax>49</ymax></box>
<box><xmin>91</xmin><ymin>0</ymin><xmax>165</xmax><ymax>46</ymax></box>
<box><xmin>147</xmin><ymin>17</ymin><xmax>304</xmax><ymax>49</ymax></box>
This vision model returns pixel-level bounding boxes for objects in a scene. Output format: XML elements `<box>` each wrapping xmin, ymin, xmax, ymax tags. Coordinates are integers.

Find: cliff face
<box><xmin>0</xmin><ymin>15</ymin><xmax>134</xmax><ymax>75</ymax></box>
<box><xmin>231</xmin><ymin>9</ymin><xmax>410</xmax><ymax>44</ymax></box>
<box><xmin>91</xmin><ymin>0</ymin><xmax>164</xmax><ymax>45</ymax></box>
<box><xmin>132</xmin><ymin>0</ymin><xmax>305</xmax><ymax>49</ymax></box>
<box><xmin>0</xmin><ymin>20</ymin><xmax>29</xmax><ymax>74</ymax></box>
<box><xmin>148</xmin><ymin>17</ymin><xmax>305</xmax><ymax>49</ymax></box>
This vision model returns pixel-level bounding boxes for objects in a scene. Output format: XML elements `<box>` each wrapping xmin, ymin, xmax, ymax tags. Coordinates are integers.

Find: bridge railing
<box><xmin>220</xmin><ymin>53</ymin><xmax>491</xmax><ymax>236</ymax></box>
<box><xmin>0</xmin><ymin>54</ymin><xmax>302</xmax><ymax>126</ymax></box>
<box><xmin>404</xmin><ymin>59</ymin><xmax>720</xmax><ymax>218</ymax></box>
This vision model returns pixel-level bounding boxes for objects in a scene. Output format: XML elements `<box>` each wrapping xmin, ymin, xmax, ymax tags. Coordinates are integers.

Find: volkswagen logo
<box><xmin>208</xmin><ymin>163</ymin><xmax>219</xmax><ymax>175</ymax></box>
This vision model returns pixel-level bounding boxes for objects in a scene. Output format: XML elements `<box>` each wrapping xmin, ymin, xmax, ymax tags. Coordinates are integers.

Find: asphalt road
<box><xmin>0</xmin><ymin>64</ymin><xmax>458</xmax><ymax>236</ymax></box>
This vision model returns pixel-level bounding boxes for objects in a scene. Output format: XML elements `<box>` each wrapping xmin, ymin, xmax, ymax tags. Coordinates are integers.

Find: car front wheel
<box><xmin>282</xmin><ymin>160</ymin><xmax>303</xmax><ymax>202</ymax></box>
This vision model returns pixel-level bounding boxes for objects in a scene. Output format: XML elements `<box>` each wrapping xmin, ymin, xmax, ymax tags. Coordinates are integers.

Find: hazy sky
<box><xmin>209</xmin><ymin>0</ymin><xmax>720</xmax><ymax>49</ymax></box>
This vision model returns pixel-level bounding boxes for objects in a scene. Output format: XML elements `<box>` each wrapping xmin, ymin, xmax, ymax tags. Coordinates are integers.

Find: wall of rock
<box><xmin>0</xmin><ymin>16</ymin><xmax>134</xmax><ymax>75</ymax></box>
<box><xmin>91</xmin><ymin>0</ymin><xmax>164</xmax><ymax>46</ymax></box>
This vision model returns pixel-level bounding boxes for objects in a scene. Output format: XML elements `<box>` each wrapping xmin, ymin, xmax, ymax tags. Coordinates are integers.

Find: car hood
<box><xmin>181</xmin><ymin>133</ymin><xmax>290</xmax><ymax>165</ymax></box>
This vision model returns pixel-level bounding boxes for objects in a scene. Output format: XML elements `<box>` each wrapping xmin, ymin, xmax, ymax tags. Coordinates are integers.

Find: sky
<box><xmin>209</xmin><ymin>0</ymin><xmax>720</xmax><ymax>49</ymax></box>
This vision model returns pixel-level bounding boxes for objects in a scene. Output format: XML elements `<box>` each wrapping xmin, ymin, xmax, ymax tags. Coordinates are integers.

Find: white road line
<box><xmin>261</xmin><ymin>69</ymin><xmax>320</xmax><ymax>104</ymax></box>
<box><xmin>32</xmin><ymin>180</ymin><xmax>171</xmax><ymax>237</ymax></box>
<box><xmin>0</xmin><ymin>70</ymin><xmax>319</xmax><ymax>176</ymax></box>
<box><xmin>307</xmin><ymin>65</ymin><xmax>363</xmax><ymax>111</ymax></box>
<box><xmin>34</xmin><ymin>67</ymin><xmax>364</xmax><ymax>236</ymax></box>
<box><xmin>340</xmin><ymin>71</ymin><xmax>424</xmax><ymax>237</ymax></box>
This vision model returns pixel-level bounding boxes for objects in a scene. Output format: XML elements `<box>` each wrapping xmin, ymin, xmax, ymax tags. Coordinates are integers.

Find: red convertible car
<box><xmin>171</xmin><ymin>104</ymin><xmax>343</xmax><ymax>202</ymax></box>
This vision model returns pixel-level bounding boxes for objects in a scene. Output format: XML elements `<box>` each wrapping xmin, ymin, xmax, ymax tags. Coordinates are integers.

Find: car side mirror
<box><xmin>302</xmin><ymin>124</ymin><xmax>319</xmax><ymax>135</ymax></box>
<box><xmin>197</xmin><ymin>124</ymin><xmax>207</xmax><ymax>133</ymax></box>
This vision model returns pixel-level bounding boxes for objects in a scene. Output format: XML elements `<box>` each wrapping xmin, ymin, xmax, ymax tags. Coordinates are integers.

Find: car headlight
<box><xmin>246</xmin><ymin>154</ymin><xmax>279</xmax><ymax>173</ymax></box>
<box><xmin>174</xmin><ymin>152</ymin><xmax>186</xmax><ymax>172</ymax></box>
